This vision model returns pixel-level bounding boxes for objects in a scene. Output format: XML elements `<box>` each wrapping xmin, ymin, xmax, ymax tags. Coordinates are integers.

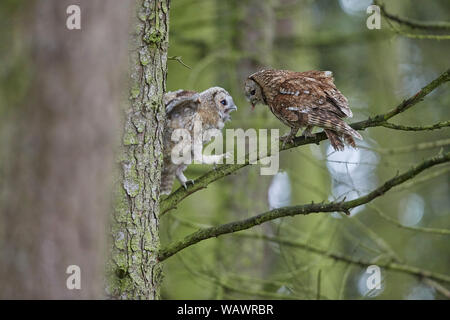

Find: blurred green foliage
<box><xmin>161</xmin><ymin>0</ymin><xmax>450</xmax><ymax>300</ymax></box>
<box><xmin>0</xmin><ymin>0</ymin><xmax>448</xmax><ymax>300</ymax></box>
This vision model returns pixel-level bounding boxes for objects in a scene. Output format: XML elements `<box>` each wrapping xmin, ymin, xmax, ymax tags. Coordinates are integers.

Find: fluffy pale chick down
<box><xmin>161</xmin><ymin>87</ymin><xmax>237</xmax><ymax>195</ymax></box>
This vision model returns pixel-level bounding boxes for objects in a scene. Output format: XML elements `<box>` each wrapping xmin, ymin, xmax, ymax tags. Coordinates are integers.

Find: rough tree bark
<box><xmin>106</xmin><ymin>0</ymin><xmax>170</xmax><ymax>299</ymax></box>
<box><xmin>0</xmin><ymin>0</ymin><xmax>131</xmax><ymax>298</ymax></box>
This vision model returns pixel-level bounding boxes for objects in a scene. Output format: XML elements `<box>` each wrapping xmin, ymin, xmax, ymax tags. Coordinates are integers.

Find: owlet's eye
<box><xmin>220</xmin><ymin>99</ymin><xmax>227</xmax><ymax>106</ymax></box>
<box><xmin>250</xmin><ymin>89</ymin><xmax>256</xmax><ymax>95</ymax></box>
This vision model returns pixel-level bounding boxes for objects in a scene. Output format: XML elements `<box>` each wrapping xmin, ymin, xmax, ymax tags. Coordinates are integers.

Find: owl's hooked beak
<box><xmin>225</xmin><ymin>105</ymin><xmax>237</xmax><ymax>113</ymax></box>
<box><xmin>223</xmin><ymin>104</ymin><xmax>237</xmax><ymax>122</ymax></box>
<box><xmin>251</xmin><ymin>104</ymin><xmax>255</xmax><ymax>111</ymax></box>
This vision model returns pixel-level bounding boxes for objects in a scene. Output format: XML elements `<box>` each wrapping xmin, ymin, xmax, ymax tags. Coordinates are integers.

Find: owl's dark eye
<box><xmin>220</xmin><ymin>99</ymin><xmax>227</xmax><ymax>106</ymax></box>
<box><xmin>250</xmin><ymin>89</ymin><xmax>256</xmax><ymax>95</ymax></box>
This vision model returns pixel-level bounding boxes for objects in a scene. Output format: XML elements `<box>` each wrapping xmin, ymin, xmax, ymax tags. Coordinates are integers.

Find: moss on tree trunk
<box><xmin>107</xmin><ymin>0</ymin><xmax>170</xmax><ymax>300</ymax></box>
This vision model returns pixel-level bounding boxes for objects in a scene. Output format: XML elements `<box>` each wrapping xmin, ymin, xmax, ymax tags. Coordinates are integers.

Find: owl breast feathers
<box><xmin>161</xmin><ymin>87</ymin><xmax>237</xmax><ymax>195</ymax></box>
<box><xmin>244</xmin><ymin>69</ymin><xmax>362</xmax><ymax>151</ymax></box>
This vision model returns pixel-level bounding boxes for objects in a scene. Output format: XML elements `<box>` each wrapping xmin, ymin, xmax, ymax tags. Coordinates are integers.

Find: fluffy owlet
<box><xmin>161</xmin><ymin>87</ymin><xmax>237</xmax><ymax>195</ymax></box>
<box><xmin>244</xmin><ymin>69</ymin><xmax>362</xmax><ymax>151</ymax></box>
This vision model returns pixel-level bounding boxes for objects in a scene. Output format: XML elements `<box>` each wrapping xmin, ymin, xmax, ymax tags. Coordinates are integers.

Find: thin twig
<box><xmin>226</xmin><ymin>233</ymin><xmax>450</xmax><ymax>285</ymax></box>
<box><xmin>375</xmin><ymin>1</ymin><xmax>450</xmax><ymax>31</ymax></box>
<box><xmin>381</xmin><ymin>120</ymin><xmax>450</xmax><ymax>131</ymax></box>
<box><xmin>158</xmin><ymin>152</ymin><xmax>450</xmax><ymax>261</ymax></box>
<box><xmin>359</xmin><ymin>138</ymin><xmax>450</xmax><ymax>155</ymax></box>
<box><xmin>160</xmin><ymin>69</ymin><xmax>450</xmax><ymax>214</ymax></box>
<box><xmin>369</xmin><ymin>204</ymin><xmax>450</xmax><ymax>236</ymax></box>
<box><xmin>168</xmin><ymin>55</ymin><xmax>191</xmax><ymax>69</ymax></box>
<box><xmin>382</xmin><ymin>13</ymin><xmax>450</xmax><ymax>40</ymax></box>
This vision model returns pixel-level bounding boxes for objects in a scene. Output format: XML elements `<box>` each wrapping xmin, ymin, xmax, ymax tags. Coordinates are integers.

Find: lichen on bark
<box><xmin>106</xmin><ymin>0</ymin><xmax>169</xmax><ymax>300</ymax></box>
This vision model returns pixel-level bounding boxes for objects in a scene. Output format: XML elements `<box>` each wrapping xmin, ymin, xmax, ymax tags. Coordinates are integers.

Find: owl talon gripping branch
<box><xmin>279</xmin><ymin>128</ymin><xmax>298</xmax><ymax>148</ymax></box>
<box><xmin>244</xmin><ymin>69</ymin><xmax>362</xmax><ymax>151</ymax></box>
<box><xmin>302</xmin><ymin>125</ymin><xmax>315</xmax><ymax>138</ymax></box>
<box><xmin>182</xmin><ymin>180</ymin><xmax>195</xmax><ymax>190</ymax></box>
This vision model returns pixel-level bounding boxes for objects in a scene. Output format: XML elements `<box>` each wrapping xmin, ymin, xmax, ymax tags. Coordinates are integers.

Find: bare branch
<box><xmin>393</xmin><ymin>166</ymin><xmax>450</xmax><ymax>192</ymax></box>
<box><xmin>375</xmin><ymin>1</ymin><xmax>450</xmax><ymax>31</ymax></box>
<box><xmin>359</xmin><ymin>138</ymin><xmax>450</xmax><ymax>155</ymax></box>
<box><xmin>385</xmin><ymin>22</ymin><xmax>450</xmax><ymax>41</ymax></box>
<box><xmin>158</xmin><ymin>152</ymin><xmax>450</xmax><ymax>261</ymax></box>
<box><xmin>168</xmin><ymin>205</ymin><xmax>450</xmax><ymax>295</ymax></box>
<box><xmin>160</xmin><ymin>69</ymin><xmax>450</xmax><ymax>214</ymax></box>
<box><xmin>235</xmin><ymin>233</ymin><xmax>450</xmax><ymax>285</ymax></box>
<box><xmin>381</xmin><ymin>120</ymin><xmax>450</xmax><ymax>131</ymax></box>
<box><xmin>369</xmin><ymin>204</ymin><xmax>450</xmax><ymax>236</ymax></box>
<box><xmin>168</xmin><ymin>55</ymin><xmax>192</xmax><ymax>69</ymax></box>
<box><xmin>423</xmin><ymin>279</ymin><xmax>450</xmax><ymax>299</ymax></box>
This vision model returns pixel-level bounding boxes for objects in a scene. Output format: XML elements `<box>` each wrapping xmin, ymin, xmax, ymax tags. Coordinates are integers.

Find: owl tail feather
<box><xmin>325</xmin><ymin>130</ymin><xmax>345</xmax><ymax>151</ymax></box>
<box><xmin>309</xmin><ymin>115</ymin><xmax>362</xmax><ymax>140</ymax></box>
<box><xmin>342</xmin><ymin>124</ymin><xmax>362</xmax><ymax>141</ymax></box>
<box><xmin>308</xmin><ymin>114</ymin><xmax>362</xmax><ymax>150</ymax></box>
<box><xmin>343</xmin><ymin>134</ymin><xmax>356</xmax><ymax>148</ymax></box>
<box><xmin>160</xmin><ymin>170</ymin><xmax>176</xmax><ymax>195</ymax></box>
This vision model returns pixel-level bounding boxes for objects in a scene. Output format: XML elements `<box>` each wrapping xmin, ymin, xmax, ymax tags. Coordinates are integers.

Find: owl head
<box><xmin>201</xmin><ymin>87</ymin><xmax>237</xmax><ymax>122</ymax></box>
<box><xmin>244</xmin><ymin>78</ymin><xmax>264</xmax><ymax>110</ymax></box>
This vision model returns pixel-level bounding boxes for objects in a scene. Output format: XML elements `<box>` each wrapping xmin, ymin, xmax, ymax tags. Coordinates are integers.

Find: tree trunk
<box><xmin>236</xmin><ymin>0</ymin><xmax>275</xmax><ymax>82</ymax></box>
<box><xmin>0</xmin><ymin>0</ymin><xmax>131</xmax><ymax>299</ymax></box>
<box><xmin>106</xmin><ymin>0</ymin><xmax>170</xmax><ymax>299</ymax></box>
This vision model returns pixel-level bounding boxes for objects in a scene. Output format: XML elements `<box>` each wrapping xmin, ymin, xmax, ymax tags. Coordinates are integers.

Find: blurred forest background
<box><xmin>161</xmin><ymin>0</ymin><xmax>450</xmax><ymax>299</ymax></box>
<box><xmin>0</xmin><ymin>0</ymin><xmax>449</xmax><ymax>299</ymax></box>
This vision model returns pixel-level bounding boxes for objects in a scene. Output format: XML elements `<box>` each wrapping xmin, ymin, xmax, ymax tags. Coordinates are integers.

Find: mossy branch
<box><xmin>375</xmin><ymin>1</ymin><xmax>450</xmax><ymax>41</ymax></box>
<box><xmin>167</xmin><ymin>204</ymin><xmax>450</xmax><ymax>295</ymax></box>
<box><xmin>381</xmin><ymin>120</ymin><xmax>450</xmax><ymax>131</ymax></box>
<box><xmin>158</xmin><ymin>151</ymin><xmax>450</xmax><ymax>261</ymax></box>
<box><xmin>375</xmin><ymin>1</ymin><xmax>450</xmax><ymax>31</ymax></box>
<box><xmin>167</xmin><ymin>213</ymin><xmax>450</xmax><ymax>291</ymax></box>
<box><xmin>160</xmin><ymin>69</ymin><xmax>450</xmax><ymax>214</ymax></box>
<box><xmin>385</xmin><ymin>22</ymin><xmax>450</xmax><ymax>41</ymax></box>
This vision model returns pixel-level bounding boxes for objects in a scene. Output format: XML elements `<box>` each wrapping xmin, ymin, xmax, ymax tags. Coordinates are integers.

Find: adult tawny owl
<box><xmin>161</xmin><ymin>87</ymin><xmax>237</xmax><ymax>195</ymax></box>
<box><xmin>244</xmin><ymin>69</ymin><xmax>362</xmax><ymax>151</ymax></box>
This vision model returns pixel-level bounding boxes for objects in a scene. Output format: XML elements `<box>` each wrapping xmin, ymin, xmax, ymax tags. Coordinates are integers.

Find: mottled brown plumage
<box><xmin>161</xmin><ymin>87</ymin><xmax>237</xmax><ymax>195</ymax></box>
<box><xmin>244</xmin><ymin>69</ymin><xmax>362</xmax><ymax>151</ymax></box>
